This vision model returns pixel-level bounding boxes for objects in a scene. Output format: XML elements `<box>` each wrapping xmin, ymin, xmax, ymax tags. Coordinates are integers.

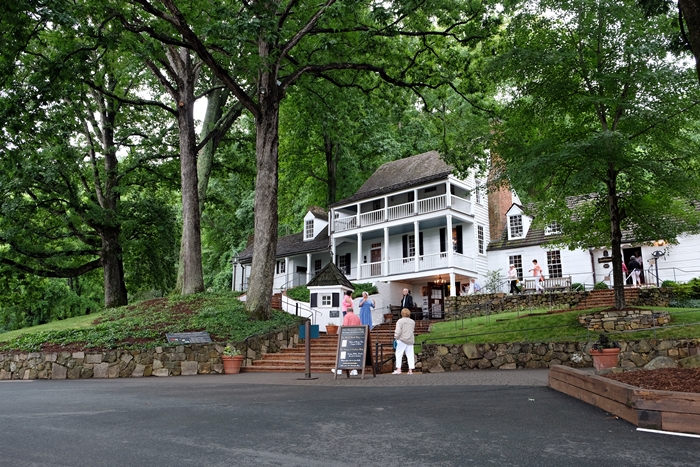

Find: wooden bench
<box><xmin>522</xmin><ymin>276</ymin><xmax>572</xmax><ymax>293</ymax></box>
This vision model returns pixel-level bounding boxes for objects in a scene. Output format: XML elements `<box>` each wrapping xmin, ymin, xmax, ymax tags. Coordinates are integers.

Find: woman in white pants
<box><xmin>393</xmin><ymin>308</ymin><xmax>416</xmax><ymax>375</ymax></box>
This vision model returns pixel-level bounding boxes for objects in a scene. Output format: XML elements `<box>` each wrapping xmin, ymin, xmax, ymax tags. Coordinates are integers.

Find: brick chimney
<box><xmin>487</xmin><ymin>156</ymin><xmax>513</xmax><ymax>241</ymax></box>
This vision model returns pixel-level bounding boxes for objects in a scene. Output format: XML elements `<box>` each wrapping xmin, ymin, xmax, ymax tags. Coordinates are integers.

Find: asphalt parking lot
<box><xmin>1</xmin><ymin>370</ymin><xmax>697</xmax><ymax>467</ymax></box>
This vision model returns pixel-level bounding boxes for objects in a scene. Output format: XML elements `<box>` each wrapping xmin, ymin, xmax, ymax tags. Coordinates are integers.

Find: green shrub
<box><xmin>571</xmin><ymin>283</ymin><xmax>585</xmax><ymax>291</ymax></box>
<box><xmin>285</xmin><ymin>285</ymin><xmax>310</xmax><ymax>302</ymax></box>
<box><xmin>351</xmin><ymin>282</ymin><xmax>378</xmax><ymax>298</ymax></box>
<box><xmin>661</xmin><ymin>280</ymin><xmax>677</xmax><ymax>288</ymax></box>
<box><xmin>593</xmin><ymin>282</ymin><xmax>609</xmax><ymax>290</ymax></box>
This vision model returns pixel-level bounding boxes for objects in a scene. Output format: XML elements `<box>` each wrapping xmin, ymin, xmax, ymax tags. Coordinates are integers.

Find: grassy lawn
<box><xmin>416</xmin><ymin>307</ymin><xmax>700</xmax><ymax>345</ymax></box>
<box><xmin>0</xmin><ymin>292</ymin><xmax>302</xmax><ymax>352</ymax></box>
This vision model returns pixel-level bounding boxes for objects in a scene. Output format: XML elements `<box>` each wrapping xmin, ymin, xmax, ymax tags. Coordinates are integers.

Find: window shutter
<box><xmin>402</xmin><ymin>235</ymin><xmax>408</xmax><ymax>258</ymax></box>
<box><xmin>332</xmin><ymin>293</ymin><xmax>339</xmax><ymax>307</ymax></box>
<box><xmin>440</xmin><ymin>228</ymin><xmax>446</xmax><ymax>252</ymax></box>
<box><xmin>456</xmin><ymin>225</ymin><xmax>463</xmax><ymax>254</ymax></box>
<box><xmin>310</xmin><ymin>293</ymin><xmax>317</xmax><ymax>307</ymax></box>
<box><xmin>419</xmin><ymin>232</ymin><xmax>424</xmax><ymax>256</ymax></box>
<box><xmin>345</xmin><ymin>253</ymin><xmax>351</xmax><ymax>274</ymax></box>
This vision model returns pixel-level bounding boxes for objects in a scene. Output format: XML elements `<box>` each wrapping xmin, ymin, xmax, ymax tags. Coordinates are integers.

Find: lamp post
<box><xmin>650</xmin><ymin>250</ymin><xmax>665</xmax><ymax>287</ymax></box>
<box><xmin>232</xmin><ymin>252</ymin><xmax>239</xmax><ymax>292</ymax></box>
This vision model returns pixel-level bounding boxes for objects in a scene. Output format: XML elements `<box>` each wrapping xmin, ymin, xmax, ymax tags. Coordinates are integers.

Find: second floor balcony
<box><xmin>333</xmin><ymin>193</ymin><xmax>473</xmax><ymax>233</ymax></box>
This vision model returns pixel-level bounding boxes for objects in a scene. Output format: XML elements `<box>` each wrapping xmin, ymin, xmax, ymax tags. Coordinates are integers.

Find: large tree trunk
<box><xmin>245</xmin><ymin>75</ymin><xmax>279</xmax><ymax>320</ymax></box>
<box><xmin>680</xmin><ymin>0</ymin><xmax>700</xmax><ymax>83</ymax></box>
<box><xmin>95</xmin><ymin>88</ymin><xmax>128</xmax><ymax>308</ymax></box>
<box><xmin>606</xmin><ymin>166</ymin><xmax>625</xmax><ymax>310</ymax></box>
<box><xmin>173</xmin><ymin>49</ymin><xmax>205</xmax><ymax>295</ymax></box>
<box><xmin>197</xmin><ymin>85</ymin><xmax>230</xmax><ymax>213</ymax></box>
<box><xmin>324</xmin><ymin>133</ymin><xmax>338</xmax><ymax>205</ymax></box>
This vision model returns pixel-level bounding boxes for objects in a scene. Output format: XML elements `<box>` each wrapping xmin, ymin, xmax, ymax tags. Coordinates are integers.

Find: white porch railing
<box><xmin>360</xmin><ymin>261</ymin><xmax>383</xmax><ymax>278</ymax></box>
<box><xmin>334</xmin><ymin>216</ymin><xmax>357</xmax><ymax>232</ymax></box>
<box><xmin>387</xmin><ymin>202</ymin><xmax>414</xmax><ymax>221</ymax></box>
<box><xmin>451</xmin><ymin>195</ymin><xmax>472</xmax><ymax>214</ymax></box>
<box><xmin>418</xmin><ymin>194</ymin><xmax>447</xmax><ymax>214</ymax></box>
<box><xmin>388</xmin><ymin>257</ymin><xmax>416</xmax><ymax>275</ymax></box>
<box><xmin>360</xmin><ymin>209</ymin><xmax>384</xmax><ymax>227</ymax></box>
<box><xmin>333</xmin><ymin>193</ymin><xmax>474</xmax><ymax>232</ymax></box>
<box><xmin>420</xmin><ymin>252</ymin><xmax>444</xmax><ymax>270</ymax></box>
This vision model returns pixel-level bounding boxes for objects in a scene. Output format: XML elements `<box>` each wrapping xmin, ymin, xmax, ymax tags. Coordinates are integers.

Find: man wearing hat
<box><xmin>507</xmin><ymin>264</ymin><xmax>520</xmax><ymax>294</ymax></box>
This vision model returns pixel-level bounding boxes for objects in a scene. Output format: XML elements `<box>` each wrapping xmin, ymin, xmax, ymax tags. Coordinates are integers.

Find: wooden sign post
<box><xmin>333</xmin><ymin>325</ymin><xmax>376</xmax><ymax>379</ymax></box>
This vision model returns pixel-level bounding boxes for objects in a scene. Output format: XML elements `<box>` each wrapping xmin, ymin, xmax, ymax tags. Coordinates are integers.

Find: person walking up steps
<box><xmin>393</xmin><ymin>308</ymin><xmax>416</xmax><ymax>375</ymax></box>
<box><xmin>529</xmin><ymin>259</ymin><xmax>544</xmax><ymax>293</ymax></box>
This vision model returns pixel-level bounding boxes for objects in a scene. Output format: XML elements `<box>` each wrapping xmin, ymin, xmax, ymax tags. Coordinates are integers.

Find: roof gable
<box><xmin>306</xmin><ymin>261</ymin><xmax>354</xmax><ymax>289</ymax></box>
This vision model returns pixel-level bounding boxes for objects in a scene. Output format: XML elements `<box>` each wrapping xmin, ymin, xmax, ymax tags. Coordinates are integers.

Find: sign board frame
<box><xmin>333</xmin><ymin>325</ymin><xmax>375</xmax><ymax>379</ymax></box>
<box><xmin>165</xmin><ymin>332</ymin><xmax>212</xmax><ymax>344</ymax></box>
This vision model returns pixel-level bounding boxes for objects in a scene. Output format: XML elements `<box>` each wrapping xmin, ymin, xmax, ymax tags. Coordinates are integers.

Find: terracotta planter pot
<box><xmin>222</xmin><ymin>355</ymin><xmax>244</xmax><ymax>374</ymax></box>
<box><xmin>326</xmin><ymin>325</ymin><xmax>338</xmax><ymax>335</ymax></box>
<box><xmin>590</xmin><ymin>348</ymin><xmax>620</xmax><ymax>371</ymax></box>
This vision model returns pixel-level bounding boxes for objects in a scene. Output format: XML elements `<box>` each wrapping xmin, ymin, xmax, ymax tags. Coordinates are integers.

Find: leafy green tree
<box><xmin>491</xmin><ymin>0</ymin><xmax>700</xmax><ymax>309</ymax></box>
<box><xmin>125</xmin><ymin>0</ymin><xmax>498</xmax><ymax>319</ymax></box>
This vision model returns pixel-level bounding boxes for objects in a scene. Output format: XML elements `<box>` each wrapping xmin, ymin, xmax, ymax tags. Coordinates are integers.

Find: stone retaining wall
<box><xmin>420</xmin><ymin>338</ymin><xmax>700</xmax><ymax>373</ymax></box>
<box><xmin>577</xmin><ymin>309</ymin><xmax>671</xmax><ymax>331</ymax></box>
<box><xmin>0</xmin><ymin>324</ymin><xmax>299</xmax><ymax>380</ymax></box>
<box><xmin>445</xmin><ymin>287</ymin><xmax>672</xmax><ymax>316</ymax></box>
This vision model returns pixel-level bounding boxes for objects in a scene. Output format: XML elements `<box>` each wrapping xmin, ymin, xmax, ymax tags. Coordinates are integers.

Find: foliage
<box><xmin>592</xmin><ymin>332</ymin><xmax>619</xmax><ymax>350</ymax></box>
<box><xmin>222</xmin><ymin>345</ymin><xmax>241</xmax><ymax>357</ymax></box>
<box><xmin>490</xmin><ymin>0</ymin><xmax>700</xmax><ymax>309</ymax></box>
<box><xmin>484</xmin><ymin>269</ymin><xmax>503</xmax><ymax>294</ymax></box>
<box><xmin>351</xmin><ymin>283</ymin><xmax>379</xmax><ymax>298</ymax></box>
<box><xmin>0</xmin><ymin>268</ymin><xmax>102</xmax><ymax>333</ymax></box>
<box><xmin>571</xmin><ymin>283</ymin><xmax>585</xmax><ymax>292</ymax></box>
<box><xmin>593</xmin><ymin>282</ymin><xmax>610</xmax><ymax>290</ymax></box>
<box><xmin>0</xmin><ymin>293</ymin><xmax>302</xmax><ymax>352</ymax></box>
<box><xmin>661</xmin><ymin>280</ymin><xmax>678</xmax><ymax>288</ymax></box>
<box><xmin>285</xmin><ymin>286</ymin><xmax>311</xmax><ymax>303</ymax></box>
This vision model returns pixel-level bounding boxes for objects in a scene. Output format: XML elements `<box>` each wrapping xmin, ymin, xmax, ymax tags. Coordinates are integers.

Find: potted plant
<box><xmin>589</xmin><ymin>333</ymin><xmax>621</xmax><ymax>371</ymax></box>
<box><xmin>326</xmin><ymin>321</ymin><xmax>338</xmax><ymax>335</ymax></box>
<box><xmin>221</xmin><ymin>345</ymin><xmax>244</xmax><ymax>374</ymax></box>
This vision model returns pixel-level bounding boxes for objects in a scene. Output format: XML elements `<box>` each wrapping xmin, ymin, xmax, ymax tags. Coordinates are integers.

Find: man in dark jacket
<box><xmin>400</xmin><ymin>288</ymin><xmax>414</xmax><ymax>309</ymax></box>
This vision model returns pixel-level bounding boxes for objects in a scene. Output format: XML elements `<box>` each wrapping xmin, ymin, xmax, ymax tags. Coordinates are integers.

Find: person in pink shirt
<box><xmin>341</xmin><ymin>290</ymin><xmax>353</xmax><ymax>317</ymax></box>
<box><xmin>342</xmin><ymin>308</ymin><xmax>361</xmax><ymax>326</ymax></box>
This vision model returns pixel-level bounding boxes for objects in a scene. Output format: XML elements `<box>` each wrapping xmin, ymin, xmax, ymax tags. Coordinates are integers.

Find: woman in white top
<box><xmin>393</xmin><ymin>308</ymin><xmax>416</xmax><ymax>375</ymax></box>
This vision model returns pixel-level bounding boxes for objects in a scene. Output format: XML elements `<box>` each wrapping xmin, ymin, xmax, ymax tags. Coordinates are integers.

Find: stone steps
<box><xmin>242</xmin><ymin>321</ymin><xmax>436</xmax><ymax>374</ymax></box>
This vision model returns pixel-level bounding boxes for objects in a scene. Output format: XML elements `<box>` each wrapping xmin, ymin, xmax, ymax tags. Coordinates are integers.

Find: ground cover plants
<box><xmin>0</xmin><ymin>293</ymin><xmax>302</xmax><ymax>352</ymax></box>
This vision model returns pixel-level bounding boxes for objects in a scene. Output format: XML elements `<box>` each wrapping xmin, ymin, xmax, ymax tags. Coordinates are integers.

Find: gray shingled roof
<box><xmin>330</xmin><ymin>151</ymin><xmax>453</xmax><ymax>207</ymax></box>
<box><xmin>308</xmin><ymin>206</ymin><xmax>327</xmax><ymax>220</ymax></box>
<box><xmin>238</xmin><ymin>229</ymin><xmax>330</xmax><ymax>263</ymax></box>
<box><xmin>306</xmin><ymin>261</ymin><xmax>354</xmax><ymax>289</ymax></box>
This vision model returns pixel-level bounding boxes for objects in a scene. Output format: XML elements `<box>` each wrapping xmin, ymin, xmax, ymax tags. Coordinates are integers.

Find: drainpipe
<box><xmin>588</xmin><ymin>248</ymin><xmax>597</xmax><ymax>287</ymax></box>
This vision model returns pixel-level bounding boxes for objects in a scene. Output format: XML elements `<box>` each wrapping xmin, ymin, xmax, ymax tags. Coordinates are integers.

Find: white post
<box><xmin>357</xmin><ymin>232</ymin><xmax>363</xmax><ymax>280</ymax></box>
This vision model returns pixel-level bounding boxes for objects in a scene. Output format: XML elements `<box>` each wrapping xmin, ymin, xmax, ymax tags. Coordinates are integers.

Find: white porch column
<box><xmin>446</xmin><ymin>180</ymin><xmax>452</xmax><ymax>207</ymax></box>
<box><xmin>449</xmin><ymin>272</ymin><xmax>456</xmax><ymax>296</ymax></box>
<box><xmin>384</xmin><ymin>227</ymin><xmax>389</xmax><ymax>276</ymax></box>
<box><xmin>306</xmin><ymin>253</ymin><xmax>312</xmax><ymax>284</ymax></box>
<box><xmin>384</xmin><ymin>196</ymin><xmax>389</xmax><ymax>221</ymax></box>
<box><xmin>413</xmin><ymin>189</ymin><xmax>418</xmax><ymax>214</ymax></box>
<box><xmin>284</xmin><ymin>257</ymin><xmax>289</xmax><ymax>289</ymax></box>
<box><xmin>447</xmin><ymin>214</ymin><xmax>454</xmax><ymax>267</ymax></box>
<box><xmin>414</xmin><ymin>220</ymin><xmax>420</xmax><ymax>272</ymax></box>
<box><xmin>356</xmin><ymin>205</ymin><xmax>360</xmax><ymax>228</ymax></box>
<box><xmin>357</xmin><ymin>232</ymin><xmax>363</xmax><ymax>280</ymax></box>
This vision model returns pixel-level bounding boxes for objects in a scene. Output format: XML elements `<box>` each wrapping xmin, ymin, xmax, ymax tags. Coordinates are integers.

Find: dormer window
<box><xmin>509</xmin><ymin>215</ymin><xmax>524</xmax><ymax>238</ymax></box>
<box><xmin>304</xmin><ymin>219</ymin><xmax>314</xmax><ymax>240</ymax></box>
<box><xmin>545</xmin><ymin>222</ymin><xmax>562</xmax><ymax>236</ymax></box>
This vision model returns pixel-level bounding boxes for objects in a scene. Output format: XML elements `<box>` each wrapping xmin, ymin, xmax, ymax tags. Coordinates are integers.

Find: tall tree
<box><xmin>124</xmin><ymin>0</ymin><xmax>497</xmax><ymax>319</ymax></box>
<box><xmin>491</xmin><ymin>0</ymin><xmax>700</xmax><ymax>309</ymax></box>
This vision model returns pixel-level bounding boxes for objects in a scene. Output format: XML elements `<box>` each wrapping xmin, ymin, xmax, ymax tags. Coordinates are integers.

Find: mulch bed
<box><xmin>603</xmin><ymin>368</ymin><xmax>700</xmax><ymax>394</ymax></box>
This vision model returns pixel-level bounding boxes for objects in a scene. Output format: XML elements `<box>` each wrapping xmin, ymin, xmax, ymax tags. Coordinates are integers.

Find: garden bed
<box><xmin>548</xmin><ymin>365</ymin><xmax>700</xmax><ymax>435</ymax></box>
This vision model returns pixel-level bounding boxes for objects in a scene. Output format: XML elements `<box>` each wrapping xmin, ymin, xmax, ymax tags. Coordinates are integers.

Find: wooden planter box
<box><xmin>549</xmin><ymin>365</ymin><xmax>700</xmax><ymax>435</ymax></box>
